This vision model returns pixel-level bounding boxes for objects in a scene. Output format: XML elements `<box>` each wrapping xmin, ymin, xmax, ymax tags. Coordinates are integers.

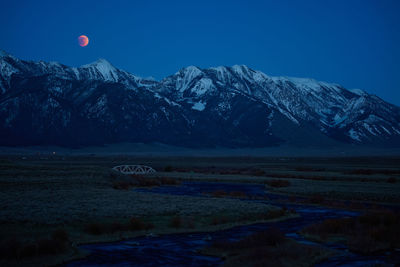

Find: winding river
<box><xmin>66</xmin><ymin>182</ymin><xmax>398</xmax><ymax>266</ymax></box>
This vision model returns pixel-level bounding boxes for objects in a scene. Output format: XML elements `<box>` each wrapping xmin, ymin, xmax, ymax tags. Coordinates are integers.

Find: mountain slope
<box><xmin>1</xmin><ymin>50</ymin><xmax>399</xmax><ymax>148</ymax></box>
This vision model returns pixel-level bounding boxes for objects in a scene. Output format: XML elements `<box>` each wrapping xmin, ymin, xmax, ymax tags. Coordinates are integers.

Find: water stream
<box><xmin>66</xmin><ymin>182</ymin><xmax>398</xmax><ymax>266</ymax></box>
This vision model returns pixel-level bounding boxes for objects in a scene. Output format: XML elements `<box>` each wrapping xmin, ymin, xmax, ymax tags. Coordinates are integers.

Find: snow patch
<box><xmin>350</xmin><ymin>88</ymin><xmax>366</xmax><ymax>96</ymax></box>
<box><xmin>81</xmin><ymin>59</ymin><xmax>118</xmax><ymax>81</ymax></box>
<box><xmin>192</xmin><ymin>101</ymin><xmax>206</xmax><ymax>111</ymax></box>
<box><xmin>348</xmin><ymin>129</ymin><xmax>361</xmax><ymax>141</ymax></box>
<box><xmin>191</xmin><ymin>78</ymin><xmax>214</xmax><ymax>96</ymax></box>
<box><xmin>381</xmin><ymin>126</ymin><xmax>391</xmax><ymax>135</ymax></box>
<box><xmin>392</xmin><ymin>127</ymin><xmax>400</xmax><ymax>135</ymax></box>
<box><xmin>154</xmin><ymin>93</ymin><xmax>180</xmax><ymax>107</ymax></box>
<box><xmin>363</xmin><ymin>123</ymin><xmax>377</xmax><ymax>135</ymax></box>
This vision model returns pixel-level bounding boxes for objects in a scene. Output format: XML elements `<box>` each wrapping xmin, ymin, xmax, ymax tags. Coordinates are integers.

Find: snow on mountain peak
<box><xmin>177</xmin><ymin>66</ymin><xmax>202</xmax><ymax>76</ymax></box>
<box><xmin>80</xmin><ymin>58</ymin><xmax>119</xmax><ymax>81</ymax></box>
<box><xmin>231</xmin><ymin>64</ymin><xmax>252</xmax><ymax>75</ymax></box>
<box><xmin>350</xmin><ymin>88</ymin><xmax>367</xmax><ymax>96</ymax></box>
<box><xmin>81</xmin><ymin>58</ymin><xmax>114</xmax><ymax>69</ymax></box>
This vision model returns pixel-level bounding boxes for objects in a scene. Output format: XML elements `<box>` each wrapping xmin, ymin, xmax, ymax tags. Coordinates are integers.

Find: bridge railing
<box><xmin>112</xmin><ymin>165</ymin><xmax>156</xmax><ymax>175</ymax></box>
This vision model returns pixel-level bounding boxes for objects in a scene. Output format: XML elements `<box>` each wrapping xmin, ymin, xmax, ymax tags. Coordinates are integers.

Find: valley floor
<box><xmin>0</xmin><ymin>154</ymin><xmax>399</xmax><ymax>266</ymax></box>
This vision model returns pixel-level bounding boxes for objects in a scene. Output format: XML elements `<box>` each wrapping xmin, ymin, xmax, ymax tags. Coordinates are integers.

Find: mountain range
<box><xmin>1</xmin><ymin>50</ymin><xmax>400</xmax><ymax>148</ymax></box>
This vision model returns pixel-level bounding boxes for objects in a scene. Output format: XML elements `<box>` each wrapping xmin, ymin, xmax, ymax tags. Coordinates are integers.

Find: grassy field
<box><xmin>0</xmin><ymin>155</ymin><xmax>289</xmax><ymax>266</ymax></box>
<box><xmin>0</xmin><ymin>154</ymin><xmax>399</xmax><ymax>266</ymax></box>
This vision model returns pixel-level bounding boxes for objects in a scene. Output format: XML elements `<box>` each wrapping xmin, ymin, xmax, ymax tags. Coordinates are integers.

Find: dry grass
<box><xmin>343</xmin><ymin>169</ymin><xmax>400</xmax><ymax>175</ymax></box>
<box><xmin>202</xmin><ymin>228</ymin><xmax>334</xmax><ymax>267</ymax></box>
<box><xmin>84</xmin><ymin>217</ymin><xmax>154</xmax><ymax>235</ymax></box>
<box><xmin>110</xmin><ymin>174</ymin><xmax>180</xmax><ymax>190</ymax></box>
<box><xmin>302</xmin><ymin>210</ymin><xmax>400</xmax><ymax>253</ymax></box>
<box><xmin>205</xmin><ymin>190</ymin><xmax>247</xmax><ymax>198</ymax></box>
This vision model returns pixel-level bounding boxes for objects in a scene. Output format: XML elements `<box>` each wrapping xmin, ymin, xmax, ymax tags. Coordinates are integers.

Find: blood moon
<box><xmin>78</xmin><ymin>35</ymin><xmax>89</xmax><ymax>47</ymax></box>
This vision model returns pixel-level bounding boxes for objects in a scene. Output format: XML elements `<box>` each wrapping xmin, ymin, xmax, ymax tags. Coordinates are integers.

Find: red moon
<box><xmin>78</xmin><ymin>35</ymin><xmax>89</xmax><ymax>47</ymax></box>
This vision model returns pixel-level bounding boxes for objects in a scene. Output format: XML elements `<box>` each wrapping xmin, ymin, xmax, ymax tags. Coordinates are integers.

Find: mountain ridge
<box><xmin>1</xmin><ymin>51</ymin><xmax>399</xmax><ymax>148</ymax></box>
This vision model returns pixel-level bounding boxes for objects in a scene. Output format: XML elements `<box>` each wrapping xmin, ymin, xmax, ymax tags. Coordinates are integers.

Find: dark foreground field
<box><xmin>0</xmin><ymin>155</ymin><xmax>399</xmax><ymax>266</ymax></box>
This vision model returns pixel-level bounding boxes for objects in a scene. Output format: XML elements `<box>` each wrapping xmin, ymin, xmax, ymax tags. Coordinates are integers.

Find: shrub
<box><xmin>387</xmin><ymin>177</ymin><xmax>397</xmax><ymax>183</ymax></box>
<box><xmin>37</xmin><ymin>238</ymin><xmax>65</xmax><ymax>255</ymax></box>
<box><xmin>309</xmin><ymin>194</ymin><xmax>325</xmax><ymax>204</ymax></box>
<box><xmin>112</xmin><ymin>180</ymin><xmax>134</xmax><ymax>190</ymax></box>
<box><xmin>52</xmin><ymin>229</ymin><xmax>68</xmax><ymax>242</ymax></box>
<box><xmin>210</xmin><ymin>215</ymin><xmax>229</xmax><ymax>225</ymax></box>
<box><xmin>19</xmin><ymin>243</ymin><xmax>37</xmax><ymax>258</ymax></box>
<box><xmin>211</xmin><ymin>190</ymin><xmax>228</xmax><ymax>197</ymax></box>
<box><xmin>109</xmin><ymin>222</ymin><xmax>124</xmax><ymax>232</ymax></box>
<box><xmin>169</xmin><ymin>216</ymin><xmax>183</xmax><ymax>228</ymax></box>
<box><xmin>267</xmin><ymin>209</ymin><xmax>286</xmax><ymax>219</ymax></box>
<box><xmin>84</xmin><ymin>223</ymin><xmax>104</xmax><ymax>235</ymax></box>
<box><xmin>249</xmin><ymin>169</ymin><xmax>266</xmax><ymax>176</ymax></box>
<box><xmin>0</xmin><ymin>237</ymin><xmax>21</xmax><ymax>259</ymax></box>
<box><xmin>160</xmin><ymin>177</ymin><xmax>180</xmax><ymax>185</ymax></box>
<box><xmin>265</xmin><ymin>179</ymin><xmax>290</xmax><ymax>187</ymax></box>
<box><xmin>130</xmin><ymin>217</ymin><xmax>147</xmax><ymax>231</ymax></box>
<box><xmin>295</xmin><ymin>167</ymin><xmax>325</xmax><ymax>172</ymax></box>
<box><xmin>302</xmin><ymin>211</ymin><xmax>400</xmax><ymax>253</ymax></box>
<box><xmin>229</xmin><ymin>191</ymin><xmax>247</xmax><ymax>198</ymax></box>
<box><xmin>164</xmin><ymin>166</ymin><xmax>173</xmax><ymax>172</ymax></box>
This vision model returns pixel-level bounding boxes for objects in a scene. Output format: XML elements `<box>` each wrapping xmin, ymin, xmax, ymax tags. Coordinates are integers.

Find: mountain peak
<box><xmin>350</xmin><ymin>88</ymin><xmax>367</xmax><ymax>96</ymax></box>
<box><xmin>80</xmin><ymin>58</ymin><xmax>119</xmax><ymax>81</ymax></box>
<box><xmin>177</xmin><ymin>65</ymin><xmax>202</xmax><ymax>75</ymax></box>
<box><xmin>176</xmin><ymin>65</ymin><xmax>203</xmax><ymax>79</ymax></box>
<box><xmin>230</xmin><ymin>64</ymin><xmax>255</xmax><ymax>78</ymax></box>
<box><xmin>81</xmin><ymin>58</ymin><xmax>114</xmax><ymax>69</ymax></box>
<box><xmin>231</xmin><ymin>64</ymin><xmax>250</xmax><ymax>70</ymax></box>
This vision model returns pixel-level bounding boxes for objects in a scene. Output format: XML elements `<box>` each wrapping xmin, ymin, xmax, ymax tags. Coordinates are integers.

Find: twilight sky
<box><xmin>1</xmin><ymin>0</ymin><xmax>400</xmax><ymax>105</ymax></box>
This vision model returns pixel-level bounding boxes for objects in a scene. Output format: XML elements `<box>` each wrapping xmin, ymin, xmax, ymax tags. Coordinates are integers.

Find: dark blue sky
<box><xmin>1</xmin><ymin>0</ymin><xmax>400</xmax><ymax>105</ymax></box>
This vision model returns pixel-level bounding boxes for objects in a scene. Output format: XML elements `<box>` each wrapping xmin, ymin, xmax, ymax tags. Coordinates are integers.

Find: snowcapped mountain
<box><xmin>1</xmin><ymin>50</ymin><xmax>399</xmax><ymax>147</ymax></box>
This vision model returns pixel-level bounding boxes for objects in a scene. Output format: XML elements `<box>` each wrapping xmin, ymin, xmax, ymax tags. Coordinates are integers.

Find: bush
<box><xmin>84</xmin><ymin>218</ymin><xmax>153</xmax><ymax>235</ymax></box>
<box><xmin>112</xmin><ymin>180</ymin><xmax>134</xmax><ymax>190</ymax></box>
<box><xmin>210</xmin><ymin>215</ymin><xmax>229</xmax><ymax>225</ymax></box>
<box><xmin>295</xmin><ymin>167</ymin><xmax>325</xmax><ymax>172</ymax></box>
<box><xmin>160</xmin><ymin>177</ymin><xmax>180</xmax><ymax>185</ymax></box>
<box><xmin>302</xmin><ymin>211</ymin><xmax>400</xmax><ymax>253</ymax></box>
<box><xmin>19</xmin><ymin>243</ymin><xmax>37</xmax><ymax>258</ymax></box>
<box><xmin>37</xmin><ymin>238</ymin><xmax>66</xmax><ymax>255</ymax></box>
<box><xmin>387</xmin><ymin>177</ymin><xmax>397</xmax><ymax>183</ymax></box>
<box><xmin>211</xmin><ymin>190</ymin><xmax>228</xmax><ymax>197</ymax></box>
<box><xmin>0</xmin><ymin>237</ymin><xmax>21</xmax><ymax>259</ymax></box>
<box><xmin>130</xmin><ymin>217</ymin><xmax>147</xmax><ymax>231</ymax></box>
<box><xmin>169</xmin><ymin>216</ymin><xmax>183</xmax><ymax>228</ymax></box>
<box><xmin>229</xmin><ymin>191</ymin><xmax>247</xmax><ymax>198</ymax></box>
<box><xmin>164</xmin><ymin>166</ymin><xmax>173</xmax><ymax>172</ymax></box>
<box><xmin>309</xmin><ymin>194</ymin><xmax>325</xmax><ymax>204</ymax></box>
<box><xmin>265</xmin><ymin>179</ymin><xmax>290</xmax><ymax>187</ymax></box>
<box><xmin>52</xmin><ymin>229</ymin><xmax>68</xmax><ymax>242</ymax></box>
<box><xmin>267</xmin><ymin>209</ymin><xmax>286</xmax><ymax>219</ymax></box>
<box><xmin>84</xmin><ymin>223</ymin><xmax>104</xmax><ymax>235</ymax></box>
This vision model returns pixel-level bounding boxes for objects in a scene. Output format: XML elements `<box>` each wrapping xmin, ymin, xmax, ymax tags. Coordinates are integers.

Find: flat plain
<box><xmin>0</xmin><ymin>154</ymin><xmax>399</xmax><ymax>266</ymax></box>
